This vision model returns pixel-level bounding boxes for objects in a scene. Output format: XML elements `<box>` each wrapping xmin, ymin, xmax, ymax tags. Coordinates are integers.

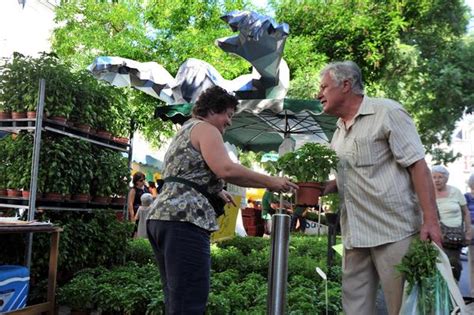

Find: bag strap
<box><xmin>163</xmin><ymin>176</ymin><xmax>212</xmax><ymax>200</ymax></box>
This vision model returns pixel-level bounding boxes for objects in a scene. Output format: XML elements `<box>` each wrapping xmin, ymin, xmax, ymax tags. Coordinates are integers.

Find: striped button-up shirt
<box><xmin>331</xmin><ymin>96</ymin><xmax>425</xmax><ymax>248</ymax></box>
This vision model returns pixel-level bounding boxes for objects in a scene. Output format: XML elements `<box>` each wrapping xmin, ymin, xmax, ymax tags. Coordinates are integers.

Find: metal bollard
<box><xmin>267</xmin><ymin>213</ymin><xmax>291</xmax><ymax>315</ymax></box>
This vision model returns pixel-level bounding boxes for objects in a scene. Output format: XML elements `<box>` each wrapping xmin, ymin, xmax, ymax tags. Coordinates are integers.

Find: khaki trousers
<box><xmin>342</xmin><ymin>235</ymin><xmax>415</xmax><ymax>315</ymax></box>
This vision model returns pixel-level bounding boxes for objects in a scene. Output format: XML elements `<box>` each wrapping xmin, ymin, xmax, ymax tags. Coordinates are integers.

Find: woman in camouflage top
<box><xmin>147</xmin><ymin>86</ymin><xmax>298</xmax><ymax>314</ymax></box>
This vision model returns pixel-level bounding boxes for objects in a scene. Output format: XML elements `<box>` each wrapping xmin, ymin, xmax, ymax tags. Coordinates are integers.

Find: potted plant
<box><xmin>276</xmin><ymin>142</ymin><xmax>338</xmax><ymax>206</ymax></box>
<box><xmin>70</xmin><ymin>71</ymin><xmax>97</xmax><ymax>132</ymax></box>
<box><xmin>110</xmin><ymin>154</ymin><xmax>130</xmax><ymax>205</ymax></box>
<box><xmin>70</xmin><ymin>140</ymin><xmax>94</xmax><ymax>202</ymax></box>
<box><xmin>0</xmin><ymin>102</ymin><xmax>11</xmax><ymax>120</ymax></box>
<box><xmin>36</xmin><ymin>53</ymin><xmax>75</xmax><ymax>123</ymax></box>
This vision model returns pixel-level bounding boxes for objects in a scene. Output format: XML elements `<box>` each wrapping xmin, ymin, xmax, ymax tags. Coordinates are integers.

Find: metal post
<box><xmin>25</xmin><ymin>79</ymin><xmax>46</xmax><ymax>267</ymax></box>
<box><xmin>267</xmin><ymin>213</ymin><xmax>290</xmax><ymax>315</ymax></box>
<box><xmin>326</xmin><ymin>212</ymin><xmax>338</xmax><ymax>268</ymax></box>
<box><xmin>125</xmin><ymin>119</ymin><xmax>135</xmax><ymax>220</ymax></box>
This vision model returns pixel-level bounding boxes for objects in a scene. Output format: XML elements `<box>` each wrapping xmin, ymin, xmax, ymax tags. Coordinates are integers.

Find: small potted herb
<box><xmin>276</xmin><ymin>142</ymin><xmax>338</xmax><ymax>206</ymax></box>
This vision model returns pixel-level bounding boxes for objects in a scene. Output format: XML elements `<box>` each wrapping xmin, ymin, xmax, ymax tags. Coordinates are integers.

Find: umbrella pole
<box><xmin>267</xmin><ymin>213</ymin><xmax>290</xmax><ymax>315</ymax></box>
<box><xmin>267</xmin><ymin>134</ymin><xmax>293</xmax><ymax>314</ymax></box>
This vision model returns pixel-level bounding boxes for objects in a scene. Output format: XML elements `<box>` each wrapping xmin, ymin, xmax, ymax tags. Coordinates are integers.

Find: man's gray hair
<box><xmin>320</xmin><ymin>61</ymin><xmax>364</xmax><ymax>95</ymax></box>
<box><xmin>431</xmin><ymin>165</ymin><xmax>450</xmax><ymax>179</ymax></box>
<box><xmin>468</xmin><ymin>173</ymin><xmax>474</xmax><ymax>189</ymax></box>
<box><xmin>141</xmin><ymin>193</ymin><xmax>154</xmax><ymax>207</ymax></box>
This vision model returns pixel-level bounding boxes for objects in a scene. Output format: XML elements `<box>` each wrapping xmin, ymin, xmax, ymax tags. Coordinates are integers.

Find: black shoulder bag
<box><xmin>163</xmin><ymin>176</ymin><xmax>226</xmax><ymax>218</ymax></box>
<box><xmin>437</xmin><ymin>207</ymin><xmax>466</xmax><ymax>249</ymax></box>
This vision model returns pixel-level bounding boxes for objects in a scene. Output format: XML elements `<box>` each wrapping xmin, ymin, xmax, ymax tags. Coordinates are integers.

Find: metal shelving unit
<box><xmin>0</xmin><ymin>79</ymin><xmax>132</xmax><ymax>266</ymax></box>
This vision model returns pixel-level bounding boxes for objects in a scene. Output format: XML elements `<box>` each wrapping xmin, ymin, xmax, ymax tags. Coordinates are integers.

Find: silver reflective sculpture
<box><xmin>88</xmin><ymin>10</ymin><xmax>290</xmax><ymax>104</ymax></box>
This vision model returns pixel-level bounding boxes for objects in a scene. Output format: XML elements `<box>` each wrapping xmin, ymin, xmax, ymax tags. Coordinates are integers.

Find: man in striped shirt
<box><xmin>318</xmin><ymin>61</ymin><xmax>442</xmax><ymax>315</ymax></box>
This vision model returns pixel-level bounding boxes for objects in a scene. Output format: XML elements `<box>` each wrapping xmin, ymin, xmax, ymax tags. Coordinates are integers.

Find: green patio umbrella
<box><xmin>155</xmin><ymin>98</ymin><xmax>337</xmax><ymax>152</ymax></box>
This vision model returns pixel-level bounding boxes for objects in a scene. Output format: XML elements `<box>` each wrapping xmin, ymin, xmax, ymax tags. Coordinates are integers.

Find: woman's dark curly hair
<box><xmin>192</xmin><ymin>86</ymin><xmax>238</xmax><ymax>117</ymax></box>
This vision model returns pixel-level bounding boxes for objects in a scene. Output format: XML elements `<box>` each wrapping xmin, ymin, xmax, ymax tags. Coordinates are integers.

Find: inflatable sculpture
<box><xmin>88</xmin><ymin>10</ymin><xmax>290</xmax><ymax>104</ymax></box>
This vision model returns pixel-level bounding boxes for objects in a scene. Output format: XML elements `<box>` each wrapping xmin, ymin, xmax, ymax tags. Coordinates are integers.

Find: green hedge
<box><xmin>0</xmin><ymin>211</ymin><xmax>134</xmax><ymax>302</ymax></box>
<box><xmin>58</xmin><ymin>234</ymin><xmax>342</xmax><ymax>314</ymax></box>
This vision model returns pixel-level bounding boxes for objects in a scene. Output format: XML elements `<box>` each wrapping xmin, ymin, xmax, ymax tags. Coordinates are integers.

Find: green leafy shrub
<box><xmin>125</xmin><ymin>238</ymin><xmax>155</xmax><ymax>265</ymax></box>
<box><xmin>0</xmin><ymin>211</ymin><xmax>134</xmax><ymax>303</ymax></box>
<box><xmin>58</xmin><ymin>234</ymin><xmax>343</xmax><ymax>313</ymax></box>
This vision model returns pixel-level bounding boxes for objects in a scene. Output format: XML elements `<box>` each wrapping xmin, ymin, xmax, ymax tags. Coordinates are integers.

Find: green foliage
<box><xmin>0</xmin><ymin>211</ymin><xmax>134</xmax><ymax>303</ymax></box>
<box><xmin>395</xmin><ymin>239</ymin><xmax>441</xmax><ymax>314</ymax></box>
<box><xmin>39</xmin><ymin>135</ymin><xmax>76</xmax><ymax>194</ymax></box>
<box><xmin>0</xmin><ymin>53</ymin><xmax>38</xmax><ymax>112</ymax></box>
<box><xmin>57</xmin><ymin>271</ymin><xmax>96</xmax><ymax>311</ymax></box>
<box><xmin>0</xmin><ymin>132</ymin><xmax>33</xmax><ymax>190</ymax></box>
<box><xmin>320</xmin><ymin>193</ymin><xmax>340</xmax><ymax>213</ymax></box>
<box><xmin>58</xmin><ymin>263</ymin><xmax>164</xmax><ymax>315</ymax></box>
<box><xmin>48</xmin><ymin>0</ymin><xmax>474</xmax><ymax>159</ymax></box>
<box><xmin>276</xmin><ymin>143</ymin><xmax>338</xmax><ymax>182</ymax></box>
<box><xmin>273</xmin><ymin>0</ymin><xmax>473</xmax><ymax>164</ymax></box>
<box><xmin>69</xmin><ymin>139</ymin><xmax>94</xmax><ymax>195</ymax></box>
<box><xmin>51</xmin><ymin>0</ymin><xmax>255</xmax><ymax>147</ymax></box>
<box><xmin>396</xmin><ymin>239</ymin><xmax>439</xmax><ymax>292</ymax></box>
<box><xmin>59</xmin><ymin>234</ymin><xmax>343</xmax><ymax>313</ymax></box>
<box><xmin>125</xmin><ymin>238</ymin><xmax>155</xmax><ymax>265</ymax></box>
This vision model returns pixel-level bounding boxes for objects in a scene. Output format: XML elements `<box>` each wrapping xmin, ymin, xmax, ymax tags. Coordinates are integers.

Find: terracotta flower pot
<box><xmin>72</xmin><ymin>194</ymin><xmax>90</xmax><ymax>203</ymax></box>
<box><xmin>111</xmin><ymin>197</ymin><xmax>126</xmax><ymax>205</ymax></box>
<box><xmin>295</xmin><ymin>182</ymin><xmax>324</xmax><ymax>206</ymax></box>
<box><xmin>6</xmin><ymin>189</ymin><xmax>22</xmax><ymax>197</ymax></box>
<box><xmin>92</xmin><ymin>195</ymin><xmax>111</xmax><ymax>204</ymax></box>
<box><xmin>0</xmin><ymin>111</ymin><xmax>11</xmax><ymax>119</ymax></box>
<box><xmin>113</xmin><ymin>136</ymin><xmax>129</xmax><ymax>144</ymax></box>
<box><xmin>0</xmin><ymin>188</ymin><xmax>7</xmax><ymax>196</ymax></box>
<box><xmin>26</xmin><ymin>111</ymin><xmax>37</xmax><ymax>119</ymax></box>
<box><xmin>96</xmin><ymin>130</ymin><xmax>112</xmax><ymax>139</ymax></box>
<box><xmin>21</xmin><ymin>190</ymin><xmax>30</xmax><ymax>199</ymax></box>
<box><xmin>44</xmin><ymin>192</ymin><xmax>63</xmax><ymax>201</ymax></box>
<box><xmin>11</xmin><ymin>112</ymin><xmax>26</xmax><ymax>119</ymax></box>
<box><xmin>74</xmin><ymin>123</ymin><xmax>91</xmax><ymax>133</ymax></box>
<box><xmin>49</xmin><ymin>116</ymin><xmax>68</xmax><ymax>125</ymax></box>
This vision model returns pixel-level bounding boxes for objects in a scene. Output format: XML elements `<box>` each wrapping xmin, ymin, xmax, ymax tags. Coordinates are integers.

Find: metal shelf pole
<box><xmin>26</xmin><ymin>79</ymin><xmax>46</xmax><ymax>268</ymax></box>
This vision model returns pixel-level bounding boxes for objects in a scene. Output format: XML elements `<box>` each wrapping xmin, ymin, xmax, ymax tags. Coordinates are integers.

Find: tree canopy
<box><xmin>50</xmin><ymin>0</ymin><xmax>473</xmax><ymax>162</ymax></box>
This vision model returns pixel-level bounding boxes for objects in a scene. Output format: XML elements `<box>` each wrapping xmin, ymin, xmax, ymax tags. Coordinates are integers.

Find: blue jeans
<box><xmin>147</xmin><ymin>220</ymin><xmax>211</xmax><ymax>314</ymax></box>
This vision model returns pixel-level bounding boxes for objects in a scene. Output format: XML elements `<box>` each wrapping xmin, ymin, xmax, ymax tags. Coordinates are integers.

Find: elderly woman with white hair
<box><xmin>432</xmin><ymin>165</ymin><xmax>472</xmax><ymax>281</ymax></box>
<box><xmin>464</xmin><ymin>173</ymin><xmax>474</xmax><ymax>296</ymax></box>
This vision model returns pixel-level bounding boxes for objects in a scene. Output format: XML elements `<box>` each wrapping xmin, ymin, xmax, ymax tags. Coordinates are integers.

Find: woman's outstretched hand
<box><xmin>268</xmin><ymin>177</ymin><xmax>299</xmax><ymax>194</ymax></box>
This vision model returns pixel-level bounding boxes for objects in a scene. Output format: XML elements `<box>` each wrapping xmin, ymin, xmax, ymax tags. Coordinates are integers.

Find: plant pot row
<box><xmin>0</xmin><ymin>111</ymin><xmax>37</xmax><ymax>119</ymax></box>
<box><xmin>0</xmin><ymin>112</ymin><xmax>129</xmax><ymax>144</ymax></box>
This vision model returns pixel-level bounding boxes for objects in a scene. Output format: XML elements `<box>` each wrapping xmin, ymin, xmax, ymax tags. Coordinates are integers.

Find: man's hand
<box><xmin>419</xmin><ymin>220</ymin><xmax>442</xmax><ymax>247</ymax></box>
<box><xmin>465</xmin><ymin>229</ymin><xmax>472</xmax><ymax>244</ymax></box>
<box><xmin>218</xmin><ymin>189</ymin><xmax>237</xmax><ymax>207</ymax></box>
<box><xmin>322</xmin><ymin>179</ymin><xmax>337</xmax><ymax>195</ymax></box>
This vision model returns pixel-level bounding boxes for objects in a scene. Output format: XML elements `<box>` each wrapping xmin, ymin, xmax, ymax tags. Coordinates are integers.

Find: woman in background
<box><xmin>127</xmin><ymin>171</ymin><xmax>149</xmax><ymax>222</ymax></box>
<box><xmin>432</xmin><ymin>165</ymin><xmax>472</xmax><ymax>281</ymax></box>
<box><xmin>464</xmin><ymin>173</ymin><xmax>474</xmax><ymax>296</ymax></box>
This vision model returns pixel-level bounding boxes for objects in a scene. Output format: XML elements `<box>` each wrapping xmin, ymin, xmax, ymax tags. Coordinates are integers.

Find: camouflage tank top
<box><xmin>148</xmin><ymin>118</ymin><xmax>224</xmax><ymax>231</ymax></box>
